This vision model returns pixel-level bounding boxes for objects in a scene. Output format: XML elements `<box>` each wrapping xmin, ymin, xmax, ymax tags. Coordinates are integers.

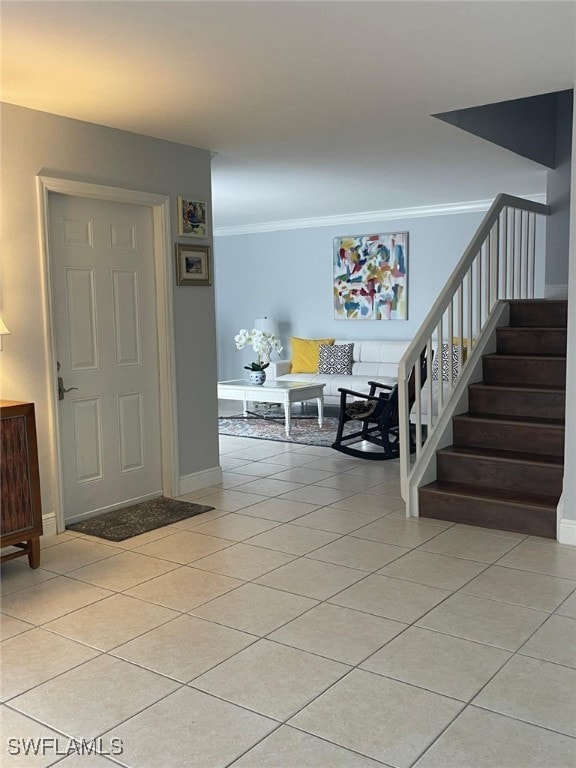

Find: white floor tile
<box><xmin>377</xmin><ymin>550</ymin><xmax>487</xmax><ymax>590</ymax></box>
<box><xmin>67</xmin><ymin>551</ymin><xmax>179</xmax><ymax>592</ymax></box>
<box><xmin>191</xmin><ymin>543</ymin><xmax>295</xmax><ymax>580</ymax></box>
<box><xmin>38</xmin><ymin>538</ymin><xmax>119</xmax><ymax>574</ymax></box>
<box><xmin>255</xmin><ymin>557</ymin><xmax>366</xmax><ymax>600</ymax></box>
<box><xmin>418</xmin><ymin>528</ymin><xmax>519</xmax><ymax>563</ymax></box>
<box><xmin>414</xmin><ymin>706</ymin><xmax>576</xmax><ymax>768</ymax></box>
<box><xmin>518</xmin><ymin>614</ymin><xmax>576</xmax><ymax>668</ymax></box>
<box><xmin>497</xmin><ymin>540</ymin><xmax>576</xmax><ymax>580</ymax></box>
<box><xmin>0</xmin><ymin>614</ymin><xmax>34</xmax><ymax>642</ymax></box>
<box><xmin>473</xmin><ymin>655</ymin><xmax>576</xmax><ymax>737</ymax></box>
<box><xmin>192</xmin><ymin>638</ymin><xmax>350</xmax><ymax>720</ymax></box>
<box><xmin>102</xmin><ymin>686</ymin><xmax>276</xmax><ymax>768</ymax></box>
<box><xmin>2</xmin><ymin>435</ymin><xmax>573</xmax><ymax>768</ymax></box>
<box><xmin>1</xmin><ymin>706</ymin><xmax>67</xmax><ymax>768</ymax></box>
<box><xmin>279</xmin><ymin>486</ymin><xmax>356</xmax><ymax>506</ymax></box>
<box><xmin>124</xmin><ymin>565</ymin><xmax>243</xmax><ymax>611</ymax></box>
<box><xmin>417</xmin><ymin>593</ymin><xmax>548</xmax><ymax>651</ymax></box>
<box><xmin>289</xmin><ymin>669</ymin><xmax>463</xmax><ymax>767</ymax></box>
<box><xmin>191</xmin><ymin>582</ymin><xmax>317</xmax><ymax>636</ymax></box>
<box><xmin>461</xmin><ymin>565</ymin><xmax>576</xmax><ymax>612</ymax></box>
<box><xmin>248</xmin><ymin>524</ymin><xmax>341</xmax><ymax>556</ymax></box>
<box><xmin>269</xmin><ymin>602</ymin><xmax>406</xmax><ymax>665</ymax></box>
<box><xmin>361</xmin><ymin>626</ymin><xmax>511</xmax><ymax>701</ymax></box>
<box><xmin>233</xmin><ymin>725</ymin><xmax>385</xmax><ymax>767</ymax></box>
<box><xmin>10</xmin><ymin>655</ymin><xmax>180</xmax><ymax>740</ymax></box>
<box><xmin>112</xmin><ymin>614</ymin><xmax>257</xmax><ymax>682</ymax></box>
<box><xmin>309</xmin><ymin>537</ymin><xmax>409</xmax><ymax>572</ymax></box>
<box><xmin>330</xmin><ymin>574</ymin><xmax>451</xmax><ymax>623</ymax></box>
<box><xmin>237</xmin><ymin>497</ymin><xmax>322</xmax><ymax>522</ymax></box>
<box><xmin>42</xmin><ymin>593</ymin><xmax>179</xmax><ymax>651</ymax></box>
<box><xmin>0</xmin><ymin>576</ymin><xmax>112</xmax><ymax>625</ymax></box>
<box><xmin>190</xmin><ymin>513</ymin><xmax>281</xmax><ymax>542</ymax></box>
<box><xmin>1</xmin><ymin>627</ymin><xmax>99</xmax><ymax>701</ymax></box>
<box><xmin>0</xmin><ymin>562</ymin><xmax>57</xmax><ymax>596</ymax></box>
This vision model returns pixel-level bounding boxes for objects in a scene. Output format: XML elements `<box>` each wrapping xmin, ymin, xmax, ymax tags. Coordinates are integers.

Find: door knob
<box><xmin>57</xmin><ymin>361</ymin><xmax>78</xmax><ymax>401</ymax></box>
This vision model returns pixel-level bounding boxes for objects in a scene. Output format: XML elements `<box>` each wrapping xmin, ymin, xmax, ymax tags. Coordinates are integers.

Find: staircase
<box><xmin>419</xmin><ymin>299</ymin><xmax>567</xmax><ymax>539</ymax></box>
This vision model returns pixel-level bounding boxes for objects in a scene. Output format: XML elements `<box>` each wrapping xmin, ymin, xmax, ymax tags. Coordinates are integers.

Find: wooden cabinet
<box><xmin>1</xmin><ymin>401</ymin><xmax>43</xmax><ymax>568</ymax></box>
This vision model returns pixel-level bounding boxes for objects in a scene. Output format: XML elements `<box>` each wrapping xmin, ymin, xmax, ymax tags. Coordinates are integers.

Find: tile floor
<box><xmin>1</xmin><ymin>430</ymin><xmax>576</xmax><ymax>767</ymax></box>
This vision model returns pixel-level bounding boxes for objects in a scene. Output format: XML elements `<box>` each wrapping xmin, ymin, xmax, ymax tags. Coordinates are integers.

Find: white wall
<box><xmin>559</xmin><ymin>89</ymin><xmax>576</xmax><ymax>539</ymax></box>
<box><xmin>214</xmin><ymin>209</ymin><xmax>545</xmax><ymax>379</ymax></box>
<box><xmin>0</xmin><ymin>103</ymin><xmax>219</xmax><ymax>525</ymax></box>
<box><xmin>545</xmin><ymin>90</ymin><xmax>573</xmax><ymax>293</ymax></box>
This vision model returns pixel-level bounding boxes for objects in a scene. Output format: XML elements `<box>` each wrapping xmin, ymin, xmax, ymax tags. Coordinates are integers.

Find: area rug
<box><xmin>218</xmin><ymin>413</ymin><xmax>341</xmax><ymax>447</ymax></box>
<box><xmin>66</xmin><ymin>497</ymin><xmax>214</xmax><ymax>541</ymax></box>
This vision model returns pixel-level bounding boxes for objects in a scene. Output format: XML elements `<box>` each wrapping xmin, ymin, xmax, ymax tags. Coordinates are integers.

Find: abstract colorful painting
<box><xmin>333</xmin><ymin>232</ymin><xmax>408</xmax><ymax>320</ymax></box>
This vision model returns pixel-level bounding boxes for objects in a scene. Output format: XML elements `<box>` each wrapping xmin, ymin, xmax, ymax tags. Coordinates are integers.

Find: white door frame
<box><xmin>36</xmin><ymin>176</ymin><xmax>179</xmax><ymax>533</ymax></box>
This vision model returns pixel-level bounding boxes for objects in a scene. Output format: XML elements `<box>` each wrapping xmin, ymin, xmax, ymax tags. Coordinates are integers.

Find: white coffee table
<box><xmin>217</xmin><ymin>379</ymin><xmax>325</xmax><ymax>436</ymax></box>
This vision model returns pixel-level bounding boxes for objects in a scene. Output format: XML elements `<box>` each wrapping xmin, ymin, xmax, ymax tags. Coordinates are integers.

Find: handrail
<box><xmin>398</xmin><ymin>193</ymin><xmax>550</xmax><ymax>510</ymax></box>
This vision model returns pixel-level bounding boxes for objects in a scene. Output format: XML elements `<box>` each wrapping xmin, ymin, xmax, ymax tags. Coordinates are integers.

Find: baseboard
<box><xmin>179</xmin><ymin>466</ymin><xmax>223</xmax><ymax>496</ymax></box>
<box><xmin>544</xmin><ymin>284</ymin><xmax>568</xmax><ymax>299</ymax></box>
<box><xmin>41</xmin><ymin>512</ymin><xmax>58</xmax><ymax>538</ymax></box>
<box><xmin>558</xmin><ymin>518</ymin><xmax>576</xmax><ymax>546</ymax></box>
<box><xmin>65</xmin><ymin>491</ymin><xmax>163</xmax><ymax>525</ymax></box>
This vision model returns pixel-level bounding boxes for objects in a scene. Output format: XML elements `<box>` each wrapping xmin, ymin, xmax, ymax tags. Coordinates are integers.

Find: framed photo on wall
<box><xmin>177</xmin><ymin>196</ymin><xmax>207</xmax><ymax>238</ymax></box>
<box><xmin>333</xmin><ymin>232</ymin><xmax>408</xmax><ymax>320</ymax></box>
<box><xmin>175</xmin><ymin>244</ymin><xmax>211</xmax><ymax>286</ymax></box>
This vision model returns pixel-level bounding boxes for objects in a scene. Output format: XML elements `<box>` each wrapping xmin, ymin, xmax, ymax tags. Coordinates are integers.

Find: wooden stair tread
<box><xmin>469</xmin><ymin>382</ymin><xmax>565</xmax><ymax>393</ymax></box>
<box><xmin>437</xmin><ymin>445</ymin><xmax>564</xmax><ymax>467</ymax></box>
<box><xmin>483</xmin><ymin>353</ymin><xmax>567</xmax><ymax>361</ymax></box>
<box><xmin>508</xmin><ymin>299</ymin><xmax>568</xmax><ymax>304</ymax></box>
<box><xmin>421</xmin><ymin>480</ymin><xmax>559</xmax><ymax>509</ymax></box>
<box><xmin>453</xmin><ymin>413</ymin><xmax>565</xmax><ymax>428</ymax></box>
<box><xmin>499</xmin><ymin>326</ymin><xmax>566</xmax><ymax>331</ymax></box>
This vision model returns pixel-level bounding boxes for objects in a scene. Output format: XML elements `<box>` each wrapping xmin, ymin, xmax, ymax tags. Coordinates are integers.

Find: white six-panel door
<box><xmin>49</xmin><ymin>193</ymin><xmax>162</xmax><ymax>523</ymax></box>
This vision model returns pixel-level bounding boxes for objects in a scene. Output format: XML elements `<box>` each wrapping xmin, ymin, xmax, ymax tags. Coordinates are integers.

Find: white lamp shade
<box><xmin>254</xmin><ymin>317</ymin><xmax>279</xmax><ymax>337</ymax></box>
<box><xmin>0</xmin><ymin>317</ymin><xmax>10</xmax><ymax>336</ymax></box>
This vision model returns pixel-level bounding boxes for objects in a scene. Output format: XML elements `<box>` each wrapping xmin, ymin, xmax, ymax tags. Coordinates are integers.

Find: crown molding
<box><xmin>214</xmin><ymin>193</ymin><xmax>547</xmax><ymax>237</ymax></box>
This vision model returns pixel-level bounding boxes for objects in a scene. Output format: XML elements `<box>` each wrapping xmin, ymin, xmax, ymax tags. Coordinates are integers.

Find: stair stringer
<box><xmin>407</xmin><ymin>302</ymin><xmax>510</xmax><ymax>518</ymax></box>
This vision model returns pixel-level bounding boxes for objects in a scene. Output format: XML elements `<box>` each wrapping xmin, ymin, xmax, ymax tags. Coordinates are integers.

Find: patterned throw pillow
<box><xmin>318</xmin><ymin>343</ymin><xmax>354</xmax><ymax>375</ymax></box>
<box><xmin>431</xmin><ymin>343</ymin><xmax>463</xmax><ymax>383</ymax></box>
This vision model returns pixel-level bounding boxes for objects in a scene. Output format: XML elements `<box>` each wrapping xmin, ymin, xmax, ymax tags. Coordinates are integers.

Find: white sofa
<box><xmin>268</xmin><ymin>340</ymin><xmax>412</xmax><ymax>406</ymax></box>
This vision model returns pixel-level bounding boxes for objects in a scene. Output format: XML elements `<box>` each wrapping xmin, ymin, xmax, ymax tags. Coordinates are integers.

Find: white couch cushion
<box><xmin>353</xmin><ymin>340</ymin><xmax>409</xmax><ymax>363</ymax></box>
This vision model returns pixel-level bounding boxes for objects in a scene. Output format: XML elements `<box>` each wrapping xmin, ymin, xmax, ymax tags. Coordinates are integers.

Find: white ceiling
<box><xmin>2</xmin><ymin>1</ymin><xmax>575</xmax><ymax>230</ymax></box>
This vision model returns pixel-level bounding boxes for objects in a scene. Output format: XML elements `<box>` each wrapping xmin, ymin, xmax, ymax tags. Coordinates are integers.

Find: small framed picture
<box><xmin>178</xmin><ymin>196</ymin><xmax>207</xmax><ymax>238</ymax></box>
<box><xmin>175</xmin><ymin>244</ymin><xmax>211</xmax><ymax>286</ymax></box>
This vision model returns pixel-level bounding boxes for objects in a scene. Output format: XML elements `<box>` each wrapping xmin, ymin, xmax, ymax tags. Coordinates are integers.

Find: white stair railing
<box><xmin>398</xmin><ymin>194</ymin><xmax>550</xmax><ymax>512</ymax></box>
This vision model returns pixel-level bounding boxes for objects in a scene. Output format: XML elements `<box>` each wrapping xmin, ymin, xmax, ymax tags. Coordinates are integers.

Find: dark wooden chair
<box><xmin>331</xmin><ymin>348</ymin><xmax>431</xmax><ymax>460</ymax></box>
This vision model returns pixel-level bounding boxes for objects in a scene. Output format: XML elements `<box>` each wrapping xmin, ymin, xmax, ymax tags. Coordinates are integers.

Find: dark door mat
<box><xmin>66</xmin><ymin>497</ymin><xmax>215</xmax><ymax>541</ymax></box>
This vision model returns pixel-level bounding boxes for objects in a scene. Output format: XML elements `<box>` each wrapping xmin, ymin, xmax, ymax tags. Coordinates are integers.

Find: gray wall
<box><xmin>435</xmin><ymin>93</ymin><xmax>559</xmax><ymax>168</ymax></box>
<box><xmin>215</xmin><ymin>211</ymin><xmax>502</xmax><ymax>380</ymax></box>
<box><xmin>437</xmin><ymin>90</ymin><xmax>573</xmax><ymax>294</ymax></box>
<box><xmin>546</xmin><ymin>90</ymin><xmax>574</xmax><ymax>288</ymax></box>
<box><xmin>0</xmin><ymin>102</ymin><xmax>218</xmax><ymax>519</ymax></box>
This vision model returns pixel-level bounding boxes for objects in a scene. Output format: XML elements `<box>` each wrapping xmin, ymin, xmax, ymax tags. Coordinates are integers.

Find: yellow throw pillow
<box><xmin>290</xmin><ymin>338</ymin><xmax>335</xmax><ymax>373</ymax></box>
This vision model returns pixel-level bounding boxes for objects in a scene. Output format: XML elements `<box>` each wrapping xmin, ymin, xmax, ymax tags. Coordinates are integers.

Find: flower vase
<box><xmin>249</xmin><ymin>370</ymin><xmax>266</xmax><ymax>385</ymax></box>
